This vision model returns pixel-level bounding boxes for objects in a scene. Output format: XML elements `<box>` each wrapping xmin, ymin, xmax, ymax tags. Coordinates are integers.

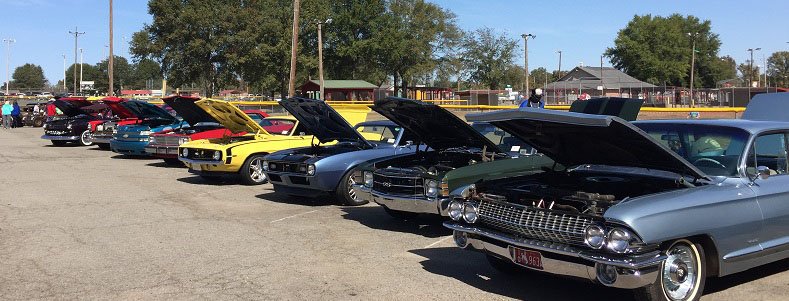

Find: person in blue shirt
<box><xmin>11</xmin><ymin>100</ymin><xmax>21</xmax><ymax>127</ymax></box>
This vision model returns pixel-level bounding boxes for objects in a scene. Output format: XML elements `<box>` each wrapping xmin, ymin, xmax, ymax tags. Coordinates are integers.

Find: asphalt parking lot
<box><xmin>1</xmin><ymin>127</ymin><xmax>786</xmax><ymax>300</ymax></box>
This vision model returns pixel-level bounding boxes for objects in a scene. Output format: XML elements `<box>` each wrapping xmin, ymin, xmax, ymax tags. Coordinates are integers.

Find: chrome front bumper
<box><xmin>86</xmin><ymin>134</ymin><xmax>112</xmax><ymax>144</ymax></box>
<box><xmin>41</xmin><ymin>135</ymin><xmax>79</xmax><ymax>141</ymax></box>
<box><xmin>351</xmin><ymin>184</ymin><xmax>451</xmax><ymax>216</ymax></box>
<box><xmin>179</xmin><ymin>157</ymin><xmax>224</xmax><ymax>165</ymax></box>
<box><xmin>145</xmin><ymin>145</ymin><xmax>179</xmax><ymax>156</ymax></box>
<box><xmin>444</xmin><ymin>222</ymin><xmax>664</xmax><ymax>289</ymax></box>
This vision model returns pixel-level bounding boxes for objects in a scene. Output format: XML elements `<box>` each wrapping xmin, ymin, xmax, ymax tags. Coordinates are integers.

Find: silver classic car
<box><xmin>444</xmin><ymin>93</ymin><xmax>789</xmax><ymax>301</ymax></box>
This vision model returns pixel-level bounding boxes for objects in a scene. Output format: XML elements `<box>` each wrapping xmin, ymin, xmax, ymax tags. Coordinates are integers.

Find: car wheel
<box><xmin>335</xmin><ymin>172</ymin><xmax>368</xmax><ymax>206</ymax></box>
<box><xmin>79</xmin><ymin>130</ymin><xmax>93</xmax><ymax>146</ymax></box>
<box><xmin>383</xmin><ymin>207</ymin><xmax>419</xmax><ymax>220</ymax></box>
<box><xmin>33</xmin><ymin>118</ymin><xmax>43</xmax><ymax>127</ymax></box>
<box><xmin>51</xmin><ymin>140</ymin><xmax>68</xmax><ymax>146</ymax></box>
<box><xmin>634</xmin><ymin>239</ymin><xmax>707</xmax><ymax>301</ymax></box>
<box><xmin>240</xmin><ymin>154</ymin><xmax>268</xmax><ymax>185</ymax></box>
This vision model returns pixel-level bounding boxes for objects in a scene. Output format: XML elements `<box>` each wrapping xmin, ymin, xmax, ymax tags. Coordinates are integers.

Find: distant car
<box><xmin>85</xmin><ymin>97</ymin><xmax>146</xmax><ymax>150</ymax></box>
<box><xmin>109</xmin><ymin>101</ymin><xmax>184</xmax><ymax>156</ymax></box>
<box><xmin>263</xmin><ymin>97</ymin><xmax>417</xmax><ymax>205</ymax></box>
<box><xmin>41</xmin><ymin>98</ymin><xmax>110</xmax><ymax>146</ymax></box>
<box><xmin>145</xmin><ymin>96</ymin><xmax>269</xmax><ymax>164</ymax></box>
<box><xmin>21</xmin><ymin>103</ymin><xmax>46</xmax><ymax>127</ymax></box>
<box><xmin>444</xmin><ymin>93</ymin><xmax>789</xmax><ymax>301</ymax></box>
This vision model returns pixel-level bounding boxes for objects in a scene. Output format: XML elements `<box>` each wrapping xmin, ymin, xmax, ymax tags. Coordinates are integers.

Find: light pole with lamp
<box><xmin>62</xmin><ymin>54</ymin><xmax>67</xmax><ymax>91</ymax></box>
<box><xmin>747</xmin><ymin>47</ymin><xmax>761</xmax><ymax>100</ymax></box>
<box><xmin>79</xmin><ymin>48</ymin><xmax>84</xmax><ymax>93</ymax></box>
<box><xmin>521</xmin><ymin>33</ymin><xmax>535</xmax><ymax>97</ymax></box>
<box><xmin>68</xmin><ymin>27</ymin><xmax>85</xmax><ymax>95</ymax></box>
<box><xmin>2</xmin><ymin>38</ymin><xmax>14</xmax><ymax>96</ymax></box>
<box><xmin>316</xmin><ymin>18</ymin><xmax>332</xmax><ymax>100</ymax></box>
<box><xmin>556</xmin><ymin>50</ymin><xmax>562</xmax><ymax>103</ymax></box>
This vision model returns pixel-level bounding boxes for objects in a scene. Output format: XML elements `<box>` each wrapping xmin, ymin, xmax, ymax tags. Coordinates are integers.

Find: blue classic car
<box><xmin>110</xmin><ymin>101</ymin><xmax>184</xmax><ymax>156</ymax></box>
<box><xmin>263</xmin><ymin>97</ymin><xmax>418</xmax><ymax>205</ymax></box>
<box><xmin>444</xmin><ymin>93</ymin><xmax>789</xmax><ymax>301</ymax></box>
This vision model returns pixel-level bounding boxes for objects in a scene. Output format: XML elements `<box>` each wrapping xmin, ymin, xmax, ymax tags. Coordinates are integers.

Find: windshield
<box><xmin>635</xmin><ymin>123</ymin><xmax>750</xmax><ymax>177</ymax></box>
<box><xmin>471</xmin><ymin>122</ymin><xmax>535</xmax><ymax>156</ymax></box>
<box><xmin>260</xmin><ymin>118</ymin><xmax>296</xmax><ymax>135</ymax></box>
<box><xmin>354</xmin><ymin>124</ymin><xmax>402</xmax><ymax>144</ymax></box>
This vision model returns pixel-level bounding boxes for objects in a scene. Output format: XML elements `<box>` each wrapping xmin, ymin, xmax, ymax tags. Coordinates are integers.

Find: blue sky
<box><xmin>1</xmin><ymin>0</ymin><xmax>787</xmax><ymax>85</ymax></box>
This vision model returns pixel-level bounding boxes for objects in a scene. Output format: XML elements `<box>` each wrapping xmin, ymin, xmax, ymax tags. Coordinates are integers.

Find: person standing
<box><xmin>2</xmin><ymin>100</ymin><xmax>13</xmax><ymax>129</ymax></box>
<box><xmin>11</xmin><ymin>100</ymin><xmax>21</xmax><ymax>127</ymax></box>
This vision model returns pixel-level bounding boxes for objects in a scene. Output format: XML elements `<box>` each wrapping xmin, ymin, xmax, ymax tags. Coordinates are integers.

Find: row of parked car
<box><xmin>40</xmin><ymin>94</ymin><xmax>788</xmax><ymax>301</ymax></box>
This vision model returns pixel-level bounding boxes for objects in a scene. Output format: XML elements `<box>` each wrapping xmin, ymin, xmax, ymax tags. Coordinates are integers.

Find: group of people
<box><xmin>1</xmin><ymin>100</ymin><xmax>22</xmax><ymax>129</ymax></box>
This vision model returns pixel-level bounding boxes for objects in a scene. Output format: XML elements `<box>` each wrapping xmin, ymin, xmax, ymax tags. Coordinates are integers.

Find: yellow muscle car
<box><xmin>178</xmin><ymin>99</ymin><xmax>368</xmax><ymax>185</ymax></box>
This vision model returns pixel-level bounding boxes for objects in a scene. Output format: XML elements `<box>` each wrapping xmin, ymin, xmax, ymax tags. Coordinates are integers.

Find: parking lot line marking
<box><xmin>424</xmin><ymin>235</ymin><xmax>452</xmax><ymax>249</ymax></box>
<box><xmin>270</xmin><ymin>210</ymin><xmax>318</xmax><ymax>223</ymax></box>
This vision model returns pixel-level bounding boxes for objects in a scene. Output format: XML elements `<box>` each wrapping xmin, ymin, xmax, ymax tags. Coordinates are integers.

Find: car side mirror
<box><xmin>400</xmin><ymin>140</ymin><xmax>413</xmax><ymax>148</ymax></box>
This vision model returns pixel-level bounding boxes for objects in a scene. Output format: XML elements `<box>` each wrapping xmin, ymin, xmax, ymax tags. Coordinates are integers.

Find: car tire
<box><xmin>239</xmin><ymin>154</ymin><xmax>268</xmax><ymax>185</ymax></box>
<box><xmin>79</xmin><ymin>130</ymin><xmax>93</xmax><ymax>146</ymax></box>
<box><xmin>634</xmin><ymin>239</ymin><xmax>707</xmax><ymax>301</ymax></box>
<box><xmin>33</xmin><ymin>118</ymin><xmax>43</xmax><ymax>127</ymax></box>
<box><xmin>335</xmin><ymin>172</ymin><xmax>368</xmax><ymax>206</ymax></box>
<box><xmin>51</xmin><ymin>140</ymin><xmax>68</xmax><ymax>146</ymax></box>
<box><xmin>383</xmin><ymin>207</ymin><xmax>419</xmax><ymax>220</ymax></box>
<box><xmin>97</xmin><ymin>143</ymin><xmax>111</xmax><ymax>150</ymax></box>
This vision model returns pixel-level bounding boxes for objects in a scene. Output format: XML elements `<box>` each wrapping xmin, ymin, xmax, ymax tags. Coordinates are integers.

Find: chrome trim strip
<box><xmin>179</xmin><ymin>158</ymin><xmax>224</xmax><ymax>165</ymax></box>
<box><xmin>41</xmin><ymin>135</ymin><xmax>79</xmax><ymax>141</ymax></box>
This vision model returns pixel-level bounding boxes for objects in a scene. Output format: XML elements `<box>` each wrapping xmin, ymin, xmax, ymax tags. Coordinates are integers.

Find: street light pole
<box><xmin>287</xmin><ymin>0</ymin><xmax>301</xmax><ymax>97</ymax></box>
<box><xmin>521</xmin><ymin>33</ymin><xmax>535</xmax><ymax>97</ymax></box>
<box><xmin>556</xmin><ymin>50</ymin><xmax>563</xmax><ymax>79</ymax></box>
<box><xmin>316</xmin><ymin>18</ymin><xmax>332</xmax><ymax>101</ymax></box>
<box><xmin>69</xmin><ymin>27</ymin><xmax>86</xmax><ymax>95</ymax></box>
<box><xmin>687</xmin><ymin>32</ymin><xmax>697</xmax><ymax>107</ymax></box>
<box><xmin>747</xmin><ymin>47</ymin><xmax>761</xmax><ymax>87</ymax></box>
<box><xmin>109</xmin><ymin>0</ymin><xmax>114</xmax><ymax>96</ymax></box>
<box><xmin>79</xmin><ymin>48</ymin><xmax>84</xmax><ymax>93</ymax></box>
<box><xmin>2</xmin><ymin>38</ymin><xmax>14</xmax><ymax>96</ymax></box>
<box><xmin>62</xmin><ymin>54</ymin><xmax>66</xmax><ymax>90</ymax></box>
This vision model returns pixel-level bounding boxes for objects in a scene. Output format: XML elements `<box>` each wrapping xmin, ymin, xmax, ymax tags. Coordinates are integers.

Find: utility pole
<box><xmin>521</xmin><ymin>34</ymin><xmax>535</xmax><ymax>97</ymax></box>
<box><xmin>600</xmin><ymin>55</ymin><xmax>604</xmax><ymax>96</ymax></box>
<box><xmin>287</xmin><ymin>0</ymin><xmax>301</xmax><ymax>97</ymax></box>
<box><xmin>2</xmin><ymin>38</ymin><xmax>14</xmax><ymax>96</ymax></box>
<box><xmin>69</xmin><ymin>27</ymin><xmax>86</xmax><ymax>95</ymax></box>
<box><xmin>79</xmin><ymin>48</ymin><xmax>84</xmax><ymax>93</ymax></box>
<box><xmin>688</xmin><ymin>32</ymin><xmax>697</xmax><ymax>107</ymax></box>
<box><xmin>747</xmin><ymin>48</ymin><xmax>761</xmax><ymax>87</ymax></box>
<box><xmin>109</xmin><ymin>0</ymin><xmax>114</xmax><ymax>96</ymax></box>
<box><xmin>316</xmin><ymin>18</ymin><xmax>332</xmax><ymax>100</ymax></box>
<box><xmin>556</xmin><ymin>50</ymin><xmax>563</xmax><ymax>79</ymax></box>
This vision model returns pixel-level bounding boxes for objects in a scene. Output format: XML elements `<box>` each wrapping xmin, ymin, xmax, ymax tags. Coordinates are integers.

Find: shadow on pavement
<box><xmin>111</xmin><ymin>154</ymin><xmax>158</xmax><ymax>160</ymax></box>
<box><xmin>146</xmin><ymin>161</ymin><xmax>186</xmax><ymax>168</ymax></box>
<box><xmin>704</xmin><ymin>258</ymin><xmax>788</xmax><ymax>295</ymax></box>
<box><xmin>339</xmin><ymin>206</ymin><xmax>450</xmax><ymax>238</ymax></box>
<box><xmin>177</xmin><ymin>176</ymin><xmax>237</xmax><ymax>186</ymax></box>
<box><xmin>255</xmin><ymin>191</ymin><xmax>335</xmax><ymax>207</ymax></box>
<box><xmin>408</xmin><ymin>247</ymin><xmax>632</xmax><ymax>301</ymax></box>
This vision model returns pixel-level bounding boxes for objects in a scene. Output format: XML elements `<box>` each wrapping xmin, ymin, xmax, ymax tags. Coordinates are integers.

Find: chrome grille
<box><xmin>155</xmin><ymin>135</ymin><xmax>181</xmax><ymax>146</ymax></box>
<box><xmin>372</xmin><ymin>173</ymin><xmax>424</xmax><ymax>196</ymax></box>
<box><xmin>478</xmin><ymin>199</ymin><xmax>594</xmax><ymax>246</ymax></box>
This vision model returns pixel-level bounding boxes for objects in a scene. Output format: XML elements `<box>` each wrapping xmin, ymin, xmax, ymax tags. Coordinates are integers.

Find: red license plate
<box><xmin>510</xmin><ymin>246</ymin><xmax>543</xmax><ymax>270</ymax></box>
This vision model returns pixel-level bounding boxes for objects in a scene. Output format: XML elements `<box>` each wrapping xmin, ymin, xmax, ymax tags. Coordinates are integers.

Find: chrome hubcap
<box><xmin>662</xmin><ymin>244</ymin><xmax>698</xmax><ymax>300</ymax></box>
<box><xmin>249</xmin><ymin>158</ymin><xmax>266</xmax><ymax>182</ymax></box>
<box><xmin>81</xmin><ymin>131</ymin><xmax>92</xmax><ymax>145</ymax></box>
<box><xmin>347</xmin><ymin>177</ymin><xmax>357</xmax><ymax>201</ymax></box>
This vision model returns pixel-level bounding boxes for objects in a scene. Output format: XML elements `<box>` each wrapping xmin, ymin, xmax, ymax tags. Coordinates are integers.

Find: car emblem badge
<box><xmin>382</xmin><ymin>182</ymin><xmax>392</xmax><ymax>187</ymax></box>
<box><xmin>123</xmin><ymin>134</ymin><xmax>129</xmax><ymax>138</ymax></box>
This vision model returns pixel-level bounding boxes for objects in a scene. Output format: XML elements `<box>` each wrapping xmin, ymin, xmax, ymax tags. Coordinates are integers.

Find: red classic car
<box><xmin>85</xmin><ymin>97</ymin><xmax>147</xmax><ymax>150</ymax></box>
<box><xmin>145</xmin><ymin>96</ymin><xmax>270</xmax><ymax>164</ymax></box>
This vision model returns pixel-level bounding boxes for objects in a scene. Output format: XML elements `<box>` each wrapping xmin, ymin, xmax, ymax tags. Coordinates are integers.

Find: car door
<box><xmin>745</xmin><ymin>132</ymin><xmax>789</xmax><ymax>254</ymax></box>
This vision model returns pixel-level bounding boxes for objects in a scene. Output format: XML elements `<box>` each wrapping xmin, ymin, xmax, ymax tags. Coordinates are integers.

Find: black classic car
<box><xmin>21</xmin><ymin>103</ymin><xmax>46</xmax><ymax>127</ymax></box>
<box><xmin>41</xmin><ymin>98</ymin><xmax>108</xmax><ymax>146</ymax></box>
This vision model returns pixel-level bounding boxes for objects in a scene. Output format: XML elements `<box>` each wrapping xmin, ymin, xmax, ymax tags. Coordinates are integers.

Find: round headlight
<box><xmin>584</xmin><ymin>225</ymin><xmax>606</xmax><ymax>249</ymax></box>
<box><xmin>178</xmin><ymin>137</ymin><xmax>190</xmax><ymax>145</ymax></box>
<box><xmin>212</xmin><ymin>150</ymin><xmax>221</xmax><ymax>161</ymax></box>
<box><xmin>262</xmin><ymin>160</ymin><xmax>269</xmax><ymax>171</ymax></box>
<box><xmin>181</xmin><ymin>148</ymin><xmax>189</xmax><ymax>157</ymax></box>
<box><xmin>363</xmin><ymin>171</ymin><xmax>374</xmax><ymax>187</ymax></box>
<box><xmin>149</xmin><ymin>136</ymin><xmax>157</xmax><ymax>144</ymax></box>
<box><xmin>448</xmin><ymin>200</ymin><xmax>463</xmax><ymax>221</ymax></box>
<box><xmin>606</xmin><ymin>228</ymin><xmax>633</xmax><ymax>253</ymax></box>
<box><xmin>426</xmin><ymin>179</ymin><xmax>439</xmax><ymax>198</ymax></box>
<box><xmin>306</xmin><ymin>164</ymin><xmax>315</xmax><ymax>176</ymax></box>
<box><xmin>462</xmin><ymin>202</ymin><xmax>479</xmax><ymax>223</ymax></box>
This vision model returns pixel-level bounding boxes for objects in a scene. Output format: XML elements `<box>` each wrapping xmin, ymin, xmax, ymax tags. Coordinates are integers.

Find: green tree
<box><xmin>461</xmin><ymin>27</ymin><xmax>519</xmax><ymax>90</ymax></box>
<box><xmin>93</xmin><ymin>56</ymin><xmax>134</xmax><ymax>94</ymax></box>
<box><xmin>529</xmin><ymin>67</ymin><xmax>557</xmax><ymax>89</ymax></box>
<box><xmin>131</xmin><ymin>58</ymin><xmax>163</xmax><ymax>89</ymax></box>
<box><xmin>605</xmin><ymin>14</ymin><xmax>726</xmax><ymax>88</ymax></box>
<box><xmin>738</xmin><ymin>62</ymin><xmax>760</xmax><ymax>87</ymax></box>
<box><xmin>65</xmin><ymin>63</ymin><xmax>102</xmax><ymax>92</ymax></box>
<box><xmin>11</xmin><ymin>63</ymin><xmax>48</xmax><ymax>89</ymax></box>
<box><xmin>767</xmin><ymin>51</ymin><xmax>789</xmax><ymax>87</ymax></box>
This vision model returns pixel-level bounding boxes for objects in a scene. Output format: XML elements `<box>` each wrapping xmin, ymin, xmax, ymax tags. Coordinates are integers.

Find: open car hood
<box><xmin>742</xmin><ymin>92</ymin><xmax>789</xmax><ymax>122</ymax></box>
<box><xmin>163</xmin><ymin>96</ymin><xmax>219</xmax><ymax>126</ymax></box>
<box><xmin>100</xmin><ymin>97</ymin><xmax>137</xmax><ymax>119</ymax></box>
<box><xmin>466</xmin><ymin>109</ymin><xmax>708</xmax><ymax>180</ymax></box>
<box><xmin>372</xmin><ymin>97</ymin><xmax>501</xmax><ymax>152</ymax></box>
<box><xmin>194</xmin><ymin>99</ymin><xmax>267</xmax><ymax>134</ymax></box>
<box><xmin>119</xmin><ymin>100</ymin><xmax>178</xmax><ymax>123</ymax></box>
<box><xmin>53</xmin><ymin>98</ymin><xmax>93</xmax><ymax>116</ymax></box>
<box><xmin>278</xmin><ymin>97</ymin><xmax>372</xmax><ymax>146</ymax></box>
